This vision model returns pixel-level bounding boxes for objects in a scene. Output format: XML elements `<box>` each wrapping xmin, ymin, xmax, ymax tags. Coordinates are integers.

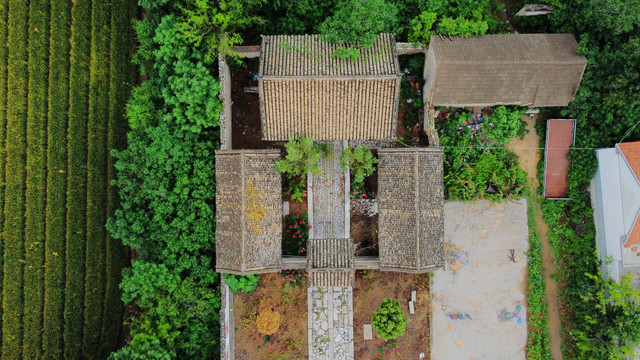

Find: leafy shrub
<box><xmin>257</xmin><ymin>309</ymin><xmax>281</xmax><ymax>335</ymax></box>
<box><xmin>285</xmin><ymin>179</ymin><xmax>306</xmax><ymax>203</ymax></box>
<box><xmin>439</xmin><ymin>112</ymin><xmax>529</xmax><ymax>201</ymax></box>
<box><xmin>437</xmin><ymin>16</ymin><xmax>488</xmax><ymax>38</ymax></box>
<box><xmin>371</xmin><ymin>298</ymin><xmax>407</xmax><ymax>341</ymax></box>
<box><xmin>408</xmin><ymin>12</ymin><xmax>437</xmax><ymax>44</ymax></box>
<box><xmin>483</xmin><ymin>106</ymin><xmax>527</xmax><ymax>145</ymax></box>
<box><xmin>282</xmin><ymin>214</ymin><xmax>309</xmax><ymax>255</ymax></box>
<box><xmin>339</xmin><ymin>145</ymin><xmax>378</xmax><ymax>184</ymax></box>
<box><xmin>275</xmin><ymin>134</ymin><xmax>326</xmax><ymax>179</ymax></box>
<box><xmin>223</xmin><ymin>274</ymin><xmax>260</xmax><ymax>294</ymax></box>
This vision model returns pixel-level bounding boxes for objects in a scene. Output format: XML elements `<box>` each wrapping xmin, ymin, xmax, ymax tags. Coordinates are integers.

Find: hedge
<box><xmin>100</xmin><ymin>0</ymin><xmax>138</xmax><ymax>355</ymax></box>
<box><xmin>22</xmin><ymin>0</ymin><xmax>50</xmax><ymax>357</ymax></box>
<box><xmin>42</xmin><ymin>0</ymin><xmax>70</xmax><ymax>356</ymax></box>
<box><xmin>526</xmin><ymin>197</ymin><xmax>552</xmax><ymax>360</ymax></box>
<box><xmin>1</xmin><ymin>0</ymin><xmax>29</xmax><ymax>357</ymax></box>
<box><xmin>0</xmin><ymin>0</ymin><xmax>9</xmax><ymax>350</ymax></box>
<box><xmin>83</xmin><ymin>0</ymin><xmax>111</xmax><ymax>356</ymax></box>
<box><xmin>63</xmin><ymin>0</ymin><xmax>91</xmax><ymax>358</ymax></box>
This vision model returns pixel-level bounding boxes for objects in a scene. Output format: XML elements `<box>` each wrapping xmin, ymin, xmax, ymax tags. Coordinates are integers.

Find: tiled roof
<box><xmin>619</xmin><ymin>141</ymin><xmax>640</xmax><ymax>247</ymax></box>
<box><xmin>377</xmin><ymin>147</ymin><xmax>445</xmax><ymax>272</ymax></box>
<box><xmin>258</xmin><ymin>34</ymin><xmax>401</xmax><ymax>141</ymax></box>
<box><xmin>308</xmin><ymin>239</ymin><xmax>353</xmax><ymax>269</ymax></box>
<box><xmin>425</xmin><ymin>34</ymin><xmax>587</xmax><ymax>107</ymax></box>
<box><xmin>260</xmin><ymin>34</ymin><xmax>399</xmax><ymax>77</ymax></box>
<box><xmin>215</xmin><ymin>150</ymin><xmax>282</xmax><ymax>274</ymax></box>
<box><xmin>544</xmin><ymin>119</ymin><xmax>575</xmax><ymax>198</ymax></box>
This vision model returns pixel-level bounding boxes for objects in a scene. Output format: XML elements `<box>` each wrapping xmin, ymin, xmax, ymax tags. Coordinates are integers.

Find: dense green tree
<box><xmin>371</xmin><ymin>298</ymin><xmax>407</xmax><ymax>341</ymax></box>
<box><xmin>177</xmin><ymin>0</ymin><xmax>265</xmax><ymax>61</ymax></box>
<box><xmin>318</xmin><ymin>0</ymin><xmax>398</xmax><ymax>51</ymax></box>
<box><xmin>339</xmin><ymin>145</ymin><xmax>377</xmax><ymax>185</ymax></box>
<box><xmin>275</xmin><ymin>134</ymin><xmax>326</xmax><ymax>178</ymax></box>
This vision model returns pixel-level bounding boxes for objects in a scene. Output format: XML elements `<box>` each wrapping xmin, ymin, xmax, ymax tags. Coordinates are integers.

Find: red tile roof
<box><xmin>619</xmin><ymin>141</ymin><xmax>640</xmax><ymax>247</ymax></box>
<box><xmin>544</xmin><ymin>120</ymin><xmax>575</xmax><ymax>198</ymax></box>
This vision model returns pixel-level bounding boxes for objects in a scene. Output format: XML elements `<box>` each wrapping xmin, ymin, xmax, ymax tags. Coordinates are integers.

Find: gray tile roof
<box><xmin>377</xmin><ymin>148</ymin><xmax>445</xmax><ymax>272</ymax></box>
<box><xmin>215</xmin><ymin>149</ymin><xmax>282</xmax><ymax>274</ymax></box>
<box><xmin>260</xmin><ymin>34</ymin><xmax>399</xmax><ymax>77</ymax></box>
<box><xmin>424</xmin><ymin>34</ymin><xmax>587</xmax><ymax>107</ymax></box>
<box><xmin>258</xmin><ymin>34</ymin><xmax>401</xmax><ymax>141</ymax></box>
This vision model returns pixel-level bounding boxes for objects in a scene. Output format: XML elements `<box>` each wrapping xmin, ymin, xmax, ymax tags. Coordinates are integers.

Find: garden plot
<box><xmin>431</xmin><ymin>200</ymin><xmax>529</xmax><ymax>360</ymax></box>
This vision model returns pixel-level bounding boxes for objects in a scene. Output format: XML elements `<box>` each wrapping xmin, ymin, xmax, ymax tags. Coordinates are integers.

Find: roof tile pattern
<box><xmin>260</xmin><ymin>34</ymin><xmax>399</xmax><ymax>77</ymax></box>
<box><xmin>426</xmin><ymin>34</ymin><xmax>587</xmax><ymax>107</ymax></box>
<box><xmin>619</xmin><ymin>141</ymin><xmax>640</xmax><ymax>247</ymax></box>
<box><xmin>259</xmin><ymin>34</ymin><xmax>401</xmax><ymax>141</ymax></box>
<box><xmin>260</xmin><ymin>78</ymin><xmax>398</xmax><ymax>140</ymax></box>
<box><xmin>215</xmin><ymin>150</ymin><xmax>282</xmax><ymax>274</ymax></box>
<box><xmin>377</xmin><ymin>148</ymin><xmax>445</xmax><ymax>272</ymax></box>
<box><xmin>308</xmin><ymin>239</ymin><xmax>354</xmax><ymax>269</ymax></box>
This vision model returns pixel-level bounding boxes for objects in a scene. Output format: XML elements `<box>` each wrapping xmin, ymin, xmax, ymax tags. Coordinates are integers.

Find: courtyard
<box><xmin>431</xmin><ymin>200</ymin><xmax>529</xmax><ymax>360</ymax></box>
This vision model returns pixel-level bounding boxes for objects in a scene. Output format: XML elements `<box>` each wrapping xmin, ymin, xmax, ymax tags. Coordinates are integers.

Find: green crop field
<box><xmin>0</xmin><ymin>0</ymin><xmax>137</xmax><ymax>358</ymax></box>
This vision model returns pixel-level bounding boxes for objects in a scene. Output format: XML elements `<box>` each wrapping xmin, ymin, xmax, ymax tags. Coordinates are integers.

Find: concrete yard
<box><xmin>431</xmin><ymin>200</ymin><xmax>529</xmax><ymax>360</ymax></box>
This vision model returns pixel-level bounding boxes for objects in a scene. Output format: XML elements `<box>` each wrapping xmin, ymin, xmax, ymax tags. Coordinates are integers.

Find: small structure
<box><xmin>377</xmin><ymin>147</ymin><xmax>445</xmax><ymax>272</ymax></box>
<box><xmin>543</xmin><ymin>119</ymin><xmax>576</xmax><ymax>199</ymax></box>
<box><xmin>424</xmin><ymin>34</ymin><xmax>587</xmax><ymax>108</ymax></box>
<box><xmin>259</xmin><ymin>34</ymin><xmax>401</xmax><ymax>141</ymax></box>
<box><xmin>515</xmin><ymin>4</ymin><xmax>554</xmax><ymax>16</ymax></box>
<box><xmin>214</xmin><ymin>149</ymin><xmax>282</xmax><ymax>274</ymax></box>
<box><xmin>591</xmin><ymin>141</ymin><xmax>640</xmax><ymax>286</ymax></box>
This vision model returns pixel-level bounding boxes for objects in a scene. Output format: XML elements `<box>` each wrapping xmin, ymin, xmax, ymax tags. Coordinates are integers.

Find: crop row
<box><xmin>63</xmin><ymin>0</ymin><xmax>92</xmax><ymax>358</ymax></box>
<box><xmin>23</xmin><ymin>0</ymin><xmax>50</xmax><ymax>357</ymax></box>
<box><xmin>100</xmin><ymin>0</ymin><xmax>139</xmax><ymax>354</ymax></box>
<box><xmin>1</xmin><ymin>0</ymin><xmax>29</xmax><ymax>358</ymax></box>
<box><xmin>42</xmin><ymin>0</ymin><xmax>70</xmax><ymax>357</ymax></box>
<box><xmin>0</xmin><ymin>0</ymin><xmax>9</xmax><ymax>351</ymax></box>
<box><xmin>83</xmin><ymin>0</ymin><xmax>110</xmax><ymax>356</ymax></box>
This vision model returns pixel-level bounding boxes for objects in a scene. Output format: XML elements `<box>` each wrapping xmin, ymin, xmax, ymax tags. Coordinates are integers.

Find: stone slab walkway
<box><xmin>308</xmin><ymin>287</ymin><xmax>354</xmax><ymax>360</ymax></box>
<box><xmin>309</xmin><ymin>140</ymin><xmax>349</xmax><ymax>240</ymax></box>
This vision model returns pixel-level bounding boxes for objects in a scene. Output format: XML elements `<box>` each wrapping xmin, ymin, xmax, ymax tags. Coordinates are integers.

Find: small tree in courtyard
<box><xmin>339</xmin><ymin>145</ymin><xmax>377</xmax><ymax>185</ymax></box>
<box><xmin>372</xmin><ymin>298</ymin><xmax>407</xmax><ymax>341</ymax></box>
<box><xmin>257</xmin><ymin>308</ymin><xmax>281</xmax><ymax>335</ymax></box>
<box><xmin>276</xmin><ymin>133</ymin><xmax>326</xmax><ymax>178</ymax></box>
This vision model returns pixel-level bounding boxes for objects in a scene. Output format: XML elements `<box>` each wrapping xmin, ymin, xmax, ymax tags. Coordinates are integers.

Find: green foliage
<box><xmin>2</xmin><ymin>0</ymin><xmax>29</xmax><ymax>357</ymax></box>
<box><xmin>283</xmin><ymin>214</ymin><xmax>309</xmax><ymax>256</ymax></box>
<box><xmin>23</xmin><ymin>0</ymin><xmax>49</xmax><ymax>357</ymax></box>
<box><xmin>223</xmin><ymin>274</ymin><xmax>260</xmax><ymax>294</ymax></box>
<box><xmin>285</xmin><ymin>179</ymin><xmax>306</xmax><ymax>203</ymax></box>
<box><xmin>177</xmin><ymin>0</ymin><xmax>265</xmax><ymax>62</ymax></box>
<box><xmin>526</xmin><ymin>199</ymin><xmax>552</xmax><ymax>360</ymax></box>
<box><xmin>276</xmin><ymin>134</ymin><xmax>326</xmax><ymax>179</ymax></box>
<box><xmin>408</xmin><ymin>12</ymin><xmax>437</xmax><ymax>44</ymax></box>
<box><xmin>439</xmin><ymin>112</ymin><xmax>529</xmax><ymax>201</ymax></box>
<box><xmin>42</xmin><ymin>0</ymin><xmax>70</xmax><ymax>357</ymax></box>
<box><xmin>339</xmin><ymin>145</ymin><xmax>378</xmax><ymax>185</ymax></box>
<box><xmin>318</xmin><ymin>0</ymin><xmax>398</xmax><ymax>49</ymax></box>
<box><xmin>574</xmin><ymin>273</ymin><xmax>640</xmax><ymax>358</ymax></box>
<box><xmin>371</xmin><ymin>299</ymin><xmax>407</xmax><ymax>341</ymax></box>
<box><xmin>437</xmin><ymin>16</ymin><xmax>488</xmax><ymax>38</ymax></box>
<box><xmin>483</xmin><ymin>106</ymin><xmax>527</xmax><ymax>145</ymax></box>
<box><xmin>332</xmin><ymin>46</ymin><xmax>362</xmax><ymax>62</ymax></box>
<box><xmin>64</xmin><ymin>0</ymin><xmax>92</xmax><ymax>356</ymax></box>
<box><xmin>109</xmin><ymin>8</ymin><xmax>223</xmax><ymax>359</ymax></box>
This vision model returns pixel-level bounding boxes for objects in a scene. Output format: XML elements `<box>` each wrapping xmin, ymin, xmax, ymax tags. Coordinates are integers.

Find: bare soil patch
<box><xmin>233</xmin><ymin>273</ymin><xmax>308</xmax><ymax>360</ymax></box>
<box><xmin>353</xmin><ymin>271</ymin><xmax>430</xmax><ymax>359</ymax></box>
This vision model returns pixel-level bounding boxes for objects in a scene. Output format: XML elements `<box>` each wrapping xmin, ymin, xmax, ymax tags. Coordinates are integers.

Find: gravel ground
<box><xmin>431</xmin><ymin>200</ymin><xmax>529</xmax><ymax>360</ymax></box>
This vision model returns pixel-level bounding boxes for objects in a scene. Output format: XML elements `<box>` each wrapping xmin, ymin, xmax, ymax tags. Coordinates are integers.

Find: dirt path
<box><xmin>507</xmin><ymin>115</ymin><xmax>563</xmax><ymax>360</ymax></box>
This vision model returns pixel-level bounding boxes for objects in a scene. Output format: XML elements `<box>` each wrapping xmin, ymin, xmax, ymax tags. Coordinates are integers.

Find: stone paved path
<box><xmin>307</xmin><ymin>140</ymin><xmax>354</xmax><ymax>360</ymax></box>
<box><xmin>308</xmin><ymin>287</ymin><xmax>354</xmax><ymax>360</ymax></box>
<box><xmin>309</xmin><ymin>140</ymin><xmax>348</xmax><ymax>239</ymax></box>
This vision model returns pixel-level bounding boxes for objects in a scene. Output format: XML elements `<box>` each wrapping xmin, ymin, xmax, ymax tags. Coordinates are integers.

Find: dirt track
<box><xmin>507</xmin><ymin>115</ymin><xmax>563</xmax><ymax>360</ymax></box>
